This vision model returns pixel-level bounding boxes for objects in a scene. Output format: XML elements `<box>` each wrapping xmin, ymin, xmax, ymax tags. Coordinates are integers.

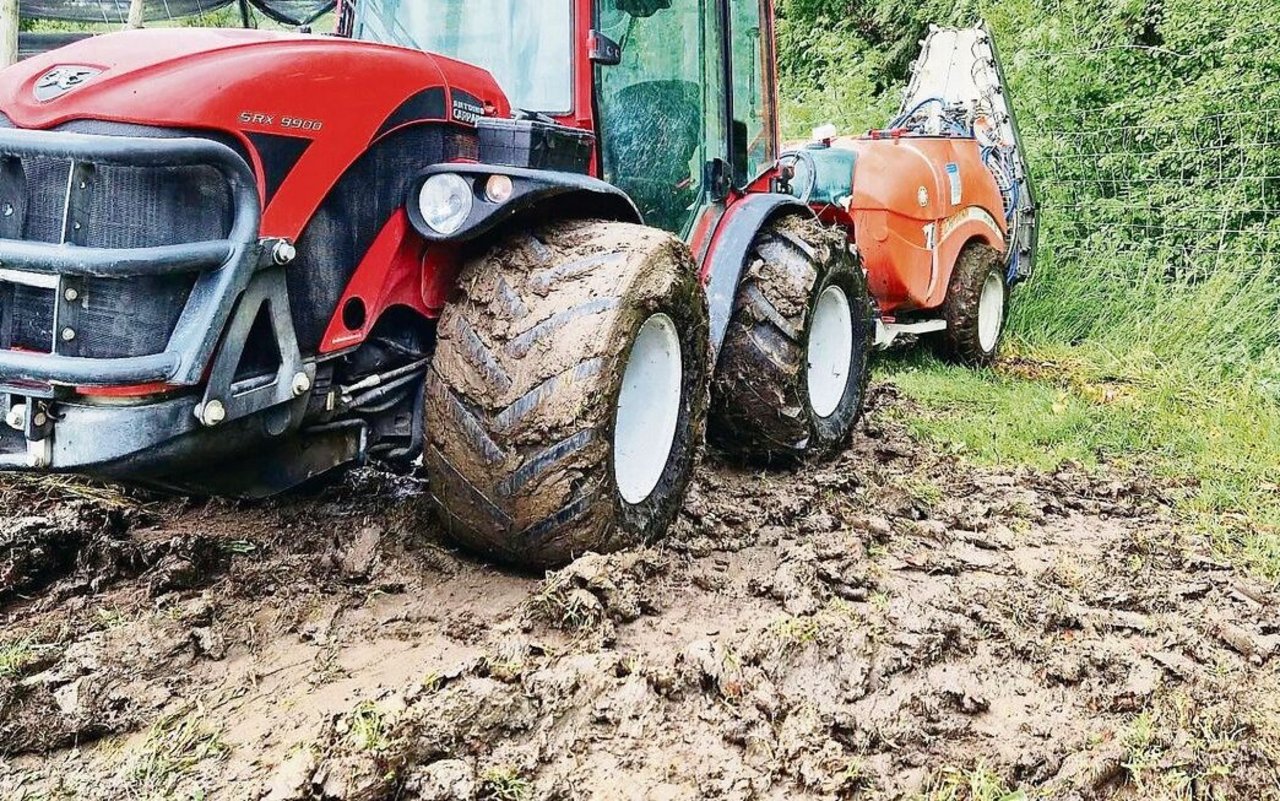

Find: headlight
<box><xmin>484</xmin><ymin>174</ymin><xmax>515</xmax><ymax>204</ymax></box>
<box><xmin>418</xmin><ymin>173</ymin><xmax>474</xmax><ymax>235</ymax></box>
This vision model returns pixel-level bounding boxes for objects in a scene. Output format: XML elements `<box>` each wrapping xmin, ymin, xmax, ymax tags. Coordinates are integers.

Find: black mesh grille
<box><xmin>20</xmin><ymin>156</ymin><xmax>70</xmax><ymax>244</ymax></box>
<box><xmin>0</xmin><ymin>283</ymin><xmax>54</xmax><ymax>353</ymax></box>
<box><xmin>69</xmin><ymin>164</ymin><xmax>232</xmax><ymax>248</ymax></box>
<box><xmin>0</xmin><ymin>116</ymin><xmax>237</xmax><ymax>361</ymax></box>
<box><xmin>67</xmin><ymin>275</ymin><xmax>200</xmax><ymax>360</ymax></box>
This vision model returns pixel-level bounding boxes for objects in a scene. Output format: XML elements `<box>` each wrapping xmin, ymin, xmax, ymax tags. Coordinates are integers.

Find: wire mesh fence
<box><xmin>1036</xmin><ymin>102</ymin><xmax>1280</xmax><ymax>285</ymax></box>
<box><xmin>1006</xmin><ymin>2</ymin><xmax>1280</xmax><ymax>303</ymax></box>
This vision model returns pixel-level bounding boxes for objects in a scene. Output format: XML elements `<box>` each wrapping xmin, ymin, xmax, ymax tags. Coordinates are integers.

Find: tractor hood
<box><xmin>0</xmin><ymin>28</ymin><xmax>510</xmax><ymax>135</ymax></box>
<box><xmin>0</xmin><ymin>29</ymin><xmax>511</xmax><ymax>237</ymax></box>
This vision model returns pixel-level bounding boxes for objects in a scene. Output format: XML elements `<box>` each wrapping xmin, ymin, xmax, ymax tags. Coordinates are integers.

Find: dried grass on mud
<box><xmin>1</xmin><ymin>385</ymin><xmax>1279</xmax><ymax>800</ymax></box>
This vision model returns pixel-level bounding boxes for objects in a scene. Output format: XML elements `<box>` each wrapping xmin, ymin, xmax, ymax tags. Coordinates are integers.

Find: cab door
<box><xmin>593</xmin><ymin>0</ymin><xmax>729</xmax><ymax>237</ymax></box>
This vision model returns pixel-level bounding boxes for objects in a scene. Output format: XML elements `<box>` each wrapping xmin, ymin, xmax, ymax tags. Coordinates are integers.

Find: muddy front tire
<box><xmin>936</xmin><ymin>242</ymin><xmax>1008</xmax><ymax>366</ymax></box>
<box><xmin>709</xmin><ymin>214</ymin><xmax>873</xmax><ymax>462</ymax></box>
<box><xmin>425</xmin><ymin>220</ymin><xmax>709</xmax><ymax>569</ymax></box>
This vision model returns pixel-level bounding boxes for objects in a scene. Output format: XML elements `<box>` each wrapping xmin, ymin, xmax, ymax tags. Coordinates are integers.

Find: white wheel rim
<box><xmin>806</xmin><ymin>286</ymin><xmax>855</xmax><ymax>419</ymax></box>
<box><xmin>978</xmin><ymin>272</ymin><xmax>1006</xmax><ymax>353</ymax></box>
<box><xmin>613</xmin><ymin>314</ymin><xmax>684</xmax><ymax>505</ymax></box>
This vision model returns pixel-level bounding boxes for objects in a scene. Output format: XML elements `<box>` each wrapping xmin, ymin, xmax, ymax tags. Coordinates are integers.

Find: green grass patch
<box><xmin>917</xmin><ymin>763</ymin><xmax>1028</xmax><ymax>801</ymax></box>
<box><xmin>0</xmin><ymin>639</ymin><xmax>35</xmax><ymax>680</ymax></box>
<box><xmin>128</xmin><ymin>706</ymin><xmax>229</xmax><ymax>798</ymax></box>
<box><xmin>344</xmin><ymin>700</ymin><xmax>393</xmax><ymax>754</ymax></box>
<box><xmin>880</xmin><ymin>343</ymin><xmax>1280</xmax><ymax>580</ymax></box>
<box><xmin>479</xmin><ymin>766</ymin><xmax>532</xmax><ymax>801</ymax></box>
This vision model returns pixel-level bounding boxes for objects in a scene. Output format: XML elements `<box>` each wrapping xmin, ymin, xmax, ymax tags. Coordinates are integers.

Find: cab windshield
<box><xmin>353</xmin><ymin>0</ymin><xmax>574</xmax><ymax>114</ymax></box>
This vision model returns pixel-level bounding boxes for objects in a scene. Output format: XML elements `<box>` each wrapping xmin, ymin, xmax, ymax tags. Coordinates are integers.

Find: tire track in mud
<box><xmin>1</xmin><ymin>385</ymin><xmax>1278</xmax><ymax>800</ymax></box>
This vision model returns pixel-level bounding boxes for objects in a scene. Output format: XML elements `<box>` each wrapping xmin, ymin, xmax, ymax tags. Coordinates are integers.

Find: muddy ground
<box><xmin>1</xmin><ymin>383</ymin><xmax>1279</xmax><ymax>800</ymax></box>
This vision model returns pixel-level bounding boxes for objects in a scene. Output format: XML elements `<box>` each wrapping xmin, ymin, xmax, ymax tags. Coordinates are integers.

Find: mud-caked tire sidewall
<box><xmin>936</xmin><ymin>242</ymin><xmax>1008</xmax><ymax>366</ymax></box>
<box><xmin>607</xmin><ymin>286</ymin><xmax>708</xmax><ymax>551</ymax></box>
<box><xmin>425</xmin><ymin>220</ymin><xmax>709</xmax><ymax>569</ymax></box>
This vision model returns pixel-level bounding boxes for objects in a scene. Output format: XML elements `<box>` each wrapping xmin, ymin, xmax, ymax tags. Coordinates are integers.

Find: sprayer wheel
<box><xmin>936</xmin><ymin>242</ymin><xmax>1008</xmax><ymax>365</ymax></box>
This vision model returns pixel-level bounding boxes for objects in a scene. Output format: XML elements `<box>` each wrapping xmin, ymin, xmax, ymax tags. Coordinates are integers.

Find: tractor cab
<box><xmin>347</xmin><ymin>0</ymin><xmax>779</xmax><ymax>237</ymax></box>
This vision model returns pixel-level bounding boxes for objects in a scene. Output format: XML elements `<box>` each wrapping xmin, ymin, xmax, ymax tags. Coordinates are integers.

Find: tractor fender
<box><xmin>406</xmin><ymin>164</ymin><xmax>641</xmax><ymax>244</ymax></box>
<box><xmin>929</xmin><ymin>206</ymin><xmax>1005</xmax><ymax>307</ymax></box>
<box><xmin>702</xmin><ymin>193</ymin><xmax>813</xmax><ymax>360</ymax></box>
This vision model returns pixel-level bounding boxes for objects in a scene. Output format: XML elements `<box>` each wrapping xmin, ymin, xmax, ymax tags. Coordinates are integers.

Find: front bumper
<box><xmin>0</xmin><ymin>126</ymin><xmax>313</xmax><ymax>479</ymax></box>
<box><xmin>1</xmin><ymin>390</ymin><xmax>204</xmax><ymax>472</ymax></box>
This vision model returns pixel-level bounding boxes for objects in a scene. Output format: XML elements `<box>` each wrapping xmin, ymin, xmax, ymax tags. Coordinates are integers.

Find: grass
<box><xmin>479</xmin><ymin>766</ymin><xmax>533</xmax><ymax>801</ymax></box>
<box><xmin>127</xmin><ymin>706</ymin><xmax>229</xmax><ymax>799</ymax></box>
<box><xmin>0</xmin><ymin>639</ymin><xmax>35</xmax><ymax>680</ymax></box>
<box><xmin>344</xmin><ymin>700</ymin><xmax>393</xmax><ymax>754</ymax></box>
<box><xmin>1120</xmin><ymin>689</ymin><xmax>1274</xmax><ymax>799</ymax></box>
<box><xmin>0</xmin><ymin>473</ymin><xmax>138</xmax><ymax>512</ymax></box>
<box><xmin>770</xmin><ymin>614</ymin><xmax>823</xmax><ymax>647</ymax></box>
<box><xmin>917</xmin><ymin>764</ymin><xmax>1027</xmax><ymax>801</ymax></box>
<box><xmin>768</xmin><ymin>599</ymin><xmax>868</xmax><ymax>656</ymax></box>
<box><xmin>921</xmin><ymin>762</ymin><xmax>1029</xmax><ymax>793</ymax></box>
<box><xmin>529</xmin><ymin>576</ymin><xmax>604</xmax><ymax>632</ymax></box>
<box><xmin>879</xmin><ymin>340</ymin><xmax>1280</xmax><ymax>581</ymax></box>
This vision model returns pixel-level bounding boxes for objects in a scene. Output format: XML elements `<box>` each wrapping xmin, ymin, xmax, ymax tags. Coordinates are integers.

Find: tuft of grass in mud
<box><xmin>918</xmin><ymin>764</ymin><xmax>1028</xmax><ymax>801</ymax></box>
<box><xmin>7</xmin><ymin>773</ymin><xmax>83</xmax><ymax>801</ymax></box>
<box><xmin>127</xmin><ymin>706</ymin><xmax>228</xmax><ymax>799</ymax></box>
<box><xmin>479</xmin><ymin>765</ymin><xmax>532</xmax><ymax>801</ymax></box>
<box><xmin>482</xmin><ymin>653</ymin><xmax>526</xmax><ymax>683</ymax></box>
<box><xmin>94</xmin><ymin>606</ymin><xmax>131</xmax><ymax>631</ymax></box>
<box><xmin>0</xmin><ymin>474</ymin><xmax>140</xmax><ymax>513</ymax></box>
<box><xmin>529</xmin><ymin>575</ymin><xmax>603</xmax><ymax>631</ymax></box>
<box><xmin>343</xmin><ymin>701</ymin><xmax>393</xmax><ymax>754</ymax></box>
<box><xmin>880</xmin><ymin>345</ymin><xmax>1280</xmax><ymax>580</ymax></box>
<box><xmin>770</xmin><ymin>614</ymin><xmax>823</xmax><ymax>647</ymax></box>
<box><xmin>769</xmin><ymin>599</ymin><xmax>869</xmax><ymax>655</ymax></box>
<box><xmin>0</xmin><ymin>639</ymin><xmax>36</xmax><ymax>680</ymax></box>
<box><xmin>1120</xmin><ymin>689</ymin><xmax>1278</xmax><ymax>800</ymax></box>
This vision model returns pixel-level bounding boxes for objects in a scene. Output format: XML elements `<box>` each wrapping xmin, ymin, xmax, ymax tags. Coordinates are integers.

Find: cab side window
<box><xmin>729</xmin><ymin>0</ymin><xmax>772</xmax><ymax>184</ymax></box>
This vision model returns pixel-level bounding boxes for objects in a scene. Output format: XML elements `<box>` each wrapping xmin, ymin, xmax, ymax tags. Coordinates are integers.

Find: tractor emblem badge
<box><xmin>34</xmin><ymin>66</ymin><xmax>101</xmax><ymax>102</ymax></box>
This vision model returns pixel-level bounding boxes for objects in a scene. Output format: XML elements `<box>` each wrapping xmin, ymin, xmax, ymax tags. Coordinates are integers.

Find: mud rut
<box><xmin>1</xmin><ymin>384</ymin><xmax>1278</xmax><ymax>800</ymax></box>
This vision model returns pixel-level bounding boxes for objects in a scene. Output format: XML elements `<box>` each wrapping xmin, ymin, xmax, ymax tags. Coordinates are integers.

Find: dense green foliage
<box><xmin>777</xmin><ymin>1</ymin><xmax>1280</xmax><ymax>575</ymax></box>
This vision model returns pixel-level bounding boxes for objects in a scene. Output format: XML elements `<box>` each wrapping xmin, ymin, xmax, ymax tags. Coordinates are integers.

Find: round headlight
<box><xmin>418</xmin><ymin>173</ymin><xmax>474</xmax><ymax>235</ymax></box>
<box><xmin>485</xmin><ymin>174</ymin><xmax>515</xmax><ymax>204</ymax></box>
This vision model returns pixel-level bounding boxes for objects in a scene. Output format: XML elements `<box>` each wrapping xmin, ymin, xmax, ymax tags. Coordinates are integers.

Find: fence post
<box><xmin>127</xmin><ymin>0</ymin><xmax>146</xmax><ymax>29</ymax></box>
<box><xmin>0</xmin><ymin>0</ymin><xmax>18</xmax><ymax>69</ymax></box>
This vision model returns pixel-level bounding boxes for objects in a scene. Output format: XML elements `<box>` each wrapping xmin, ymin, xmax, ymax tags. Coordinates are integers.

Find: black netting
<box><xmin>0</xmin><ymin>284</ymin><xmax>55</xmax><ymax>353</ymax></box>
<box><xmin>18</xmin><ymin>32</ymin><xmax>93</xmax><ymax>59</ymax></box>
<box><xmin>19</xmin><ymin>0</ymin><xmax>334</xmax><ymax>26</ymax></box>
<box><xmin>246</xmin><ymin>0</ymin><xmax>333</xmax><ymax>25</ymax></box>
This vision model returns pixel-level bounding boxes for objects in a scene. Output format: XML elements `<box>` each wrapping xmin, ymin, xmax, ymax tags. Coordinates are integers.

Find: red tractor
<box><xmin>0</xmin><ymin>2</ymin><xmax>1034</xmax><ymax>567</ymax></box>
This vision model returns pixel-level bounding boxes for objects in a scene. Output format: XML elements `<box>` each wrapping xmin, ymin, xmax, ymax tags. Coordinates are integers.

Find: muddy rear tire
<box><xmin>709</xmin><ymin>214</ymin><xmax>873</xmax><ymax>462</ymax></box>
<box><xmin>936</xmin><ymin>242</ymin><xmax>1008</xmax><ymax>366</ymax></box>
<box><xmin>425</xmin><ymin>219</ymin><xmax>709</xmax><ymax>568</ymax></box>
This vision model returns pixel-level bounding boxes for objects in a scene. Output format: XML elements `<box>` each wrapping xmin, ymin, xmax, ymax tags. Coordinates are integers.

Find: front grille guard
<box><xmin>0</xmin><ymin>127</ymin><xmax>263</xmax><ymax>388</ymax></box>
